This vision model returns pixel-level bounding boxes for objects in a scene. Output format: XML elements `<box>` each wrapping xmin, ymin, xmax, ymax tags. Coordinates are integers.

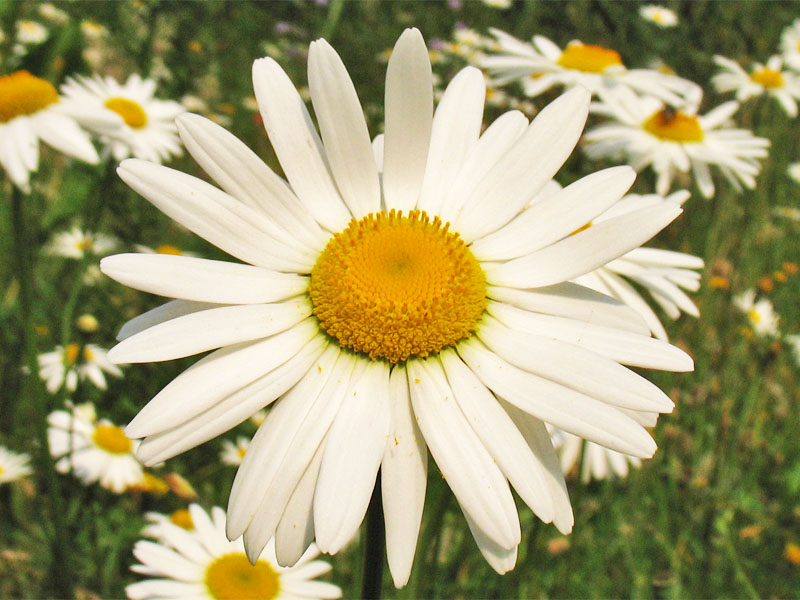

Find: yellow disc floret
<box><xmin>105</xmin><ymin>97</ymin><xmax>147</xmax><ymax>129</ymax></box>
<box><xmin>0</xmin><ymin>71</ymin><xmax>60</xmax><ymax>123</ymax></box>
<box><xmin>309</xmin><ymin>210</ymin><xmax>487</xmax><ymax>364</ymax></box>
<box><xmin>205</xmin><ymin>553</ymin><xmax>280</xmax><ymax>600</ymax></box>
<box><xmin>92</xmin><ymin>424</ymin><xmax>133</xmax><ymax>454</ymax></box>
<box><xmin>642</xmin><ymin>108</ymin><xmax>704</xmax><ymax>143</ymax></box>
<box><xmin>750</xmin><ymin>68</ymin><xmax>784</xmax><ymax>89</ymax></box>
<box><xmin>557</xmin><ymin>43</ymin><xmax>624</xmax><ymax>73</ymax></box>
<box><xmin>169</xmin><ymin>508</ymin><xmax>195</xmax><ymax>530</ymax></box>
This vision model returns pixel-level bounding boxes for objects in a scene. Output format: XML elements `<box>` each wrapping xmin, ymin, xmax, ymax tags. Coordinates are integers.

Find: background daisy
<box><xmin>0</xmin><ymin>446</ymin><xmax>33</xmax><ymax>484</ymax></box>
<box><xmin>37</xmin><ymin>343</ymin><xmax>123</xmax><ymax>393</ymax></box>
<box><xmin>712</xmin><ymin>55</ymin><xmax>800</xmax><ymax>117</ymax></box>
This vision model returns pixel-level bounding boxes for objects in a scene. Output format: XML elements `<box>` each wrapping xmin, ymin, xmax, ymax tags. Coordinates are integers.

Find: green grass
<box><xmin>1</xmin><ymin>1</ymin><xmax>799</xmax><ymax>598</ymax></box>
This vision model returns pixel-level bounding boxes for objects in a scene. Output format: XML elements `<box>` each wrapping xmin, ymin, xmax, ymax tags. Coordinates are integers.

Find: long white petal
<box><xmin>117</xmin><ymin>300</ymin><xmax>221</xmax><ymax>341</ymax></box>
<box><xmin>463</xmin><ymin>511</ymin><xmax>518</xmax><ymax>575</ymax></box>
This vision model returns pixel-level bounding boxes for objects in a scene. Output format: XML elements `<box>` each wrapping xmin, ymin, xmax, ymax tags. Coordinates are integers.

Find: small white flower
<box><xmin>46</xmin><ymin>226</ymin><xmax>118</xmax><ymax>259</ymax></box>
<box><xmin>712</xmin><ymin>55</ymin><xmax>800</xmax><ymax>117</ymax></box>
<box><xmin>0</xmin><ymin>446</ymin><xmax>33</xmax><ymax>484</ymax></box>
<box><xmin>80</xmin><ymin>20</ymin><xmax>107</xmax><ymax>41</ymax></box>
<box><xmin>127</xmin><ymin>504</ymin><xmax>341</xmax><ymax>600</ymax></box>
<box><xmin>38</xmin><ymin>3</ymin><xmax>70</xmax><ymax>24</ymax></box>
<box><xmin>585</xmin><ymin>86</ymin><xmax>770</xmax><ymax>198</ymax></box>
<box><xmin>37</xmin><ymin>343</ymin><xmax>123</xmax><ymax>393</ymax></box>
<box><xmin>788</xmin><ymin>162</ymin><xmax>800</xmax><ymax>183</ymax></box>
<box><xmin>552</xmin><ymin>428</ymin><xmax>642</xmax><ymax>482</ymax></box>
<box><xmin>780</xmin><ymin>18</ymin><xmax>800</xmax><ymax>71</ymax></box>
<box><xmin>61</xmin><ymin>73</ymin><xmax>185</xmax><ymax>163</ymax></box>
<box><xmin>47</xmin><ymin>403</ymin><xmax>144</xmax><ymax>493</ymax></box>
<box><xmin>639</xmin><ymin>5</ymin><xmax>679</xmax><ymax>28</ymax></box>
<box><xmin>482</xmin><ymin>0</ymin><xmax>513</xmax><ymax>9</ymax></box>
<box><xmin>733</xmin><ymin>289</ymin><xmax>780</xmax><ymax>337</ymax></box>
<box><xmin>220</xmin><ymin>436</ymin><xmax>250</xmax><ymax>466</ymax></box>
<box><xmin>15</xmin><ymin>20</ymin><xmax>48</xmax><ymax>44</ymax></box>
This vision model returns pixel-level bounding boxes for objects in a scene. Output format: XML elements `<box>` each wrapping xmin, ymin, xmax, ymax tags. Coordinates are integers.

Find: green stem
<box><xmin>320</xmin><ymin>0</ymin><xmax>345</xmax><ymax>41</ymax></box>
<box><xmin>361</xmin><ymin>473</ymin><xmax>385</xmax><ymax>600</ymax></box>
<box><xmin>10</xmin><ymin>185</ymin><xmax>74</xmax><ymax>599</ymax></box>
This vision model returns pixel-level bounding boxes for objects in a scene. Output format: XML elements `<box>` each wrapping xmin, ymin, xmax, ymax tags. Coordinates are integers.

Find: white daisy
<box><xmin>733</xmin><ymin>289</ymin><xmax>780</xmax><ymax>338</ymax></box>
<box><xmin>220</xmin><ymin>436</ymin><xmax>250</xmax><ymax>466</ymax></box>
<box><xmin>585</xmin><ymin>86</ymin><xmax>770</xmax><ymax>198</ymax></box>
<box><xmin>552</xmin><ymin>428</ymin><xmax>642</xmax><ymax>483</ymax></box>
<box><xmin>788</xmin><ymin>162</ymin><xmax>800</xmax><ymax>183</ymax></box>
<box><xmin>80</xmin><ymin>20</ymin><xmax>108</xmax><ymax>41</ymax></box>
<box><xmin>101</xmin><ymin>29</ymin><xmax>692</xmax><ymax>583</ymax></box>
<box><xmin>0</xmin><ymin>446</ymin><xmax>33</xmax><ymax>484</ymax></box>
<box><xmin>479</xmin><ymin>29</ymin><xmax>700</xmax><ymax>107</ymax></box>
<box><xmin>47</xmin><ymin>402</ymin><xmax>144</xmax><ymax>493</ymax></box>
<box><xmin>712</xmin><ymin>55</ymin><xmax>800</xmax><ymax>118</ymax></box>
<box><xmin>15</xmin><ymin>20</ymin><xmax>48</xmax><ymax>44</ymax></box>
<box><xmin>38</xmin><ymin>3</ymin><xmax>70</xmax><ymax>24</ymax></box>
<box><xmin>127</xmin><ymin>504</ymin><xmax>341</xmax><ymax>600</ymax></box>
<box><xmin>780</xmin><ymin>18</ymin><xmax>800</xmax><ymax>71</ymax></box>
<box><xmin>46</xmin><ymin>225</ymin><xmax>118</xmax><ymax>259</ymax></box>
<box><xmin>37</xmin><ymin>342</ymin><xmax>123</xmax><ymax>393</ymax></box>
<box><xmin>482</xmin><ymin>0</ymin><xmax>512</xmax><ymax>9</ymax></box>
<box><xmin>639</xmin><ymin>5</ymin><xmax>679</xmax><ymax>28</ymax></box>
<box><xmin>60</xmin><ymin>73</ymin><xmax>185</xmax><ymax>163</ymax></box>
<box><xmin>0</xmin><ymin>70</ymin><xmax>110</xmax><ymax>192</ymax></box>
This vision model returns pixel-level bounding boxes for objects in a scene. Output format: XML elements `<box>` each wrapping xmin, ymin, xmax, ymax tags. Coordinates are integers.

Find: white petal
<box><xmin>109</xmin><ymin>300</ymin><xmax>312</xmax><ymax>363</ymax></box>
<box><xmin>252</xmin><ymin>57</ymin><xmax>351</xmax><ymax>232</ymax></box>
<box><xmin>382</xmin><ymin>28</ymin><xmax>433</xmax><ymax>212</ymax></box>
<box><xmin>117</xmin><ymin>300</ymin><xmax>222</xmax><ymax>341</ymax></box>
<box><xmin>34</xmin><ymin>111</ymin><xmax>99</xmax><ymax>164</ymax></box>
<box><xmin>101</xmin><ymin>254</ymin><xmax>308</xmax><ymax>304</ymax></box>
<box><xmin>623</xmin><ymin>247</ymin><xmax>705</xmax><ymax>269</ymax></box>
<box><xmin>463</xmin><ymin>511</ymin><xmax>518</xmax><ymax>575</ymax></box>
<box><xmin>381</xmin><ymin>364</ymin><xmax>427</xmax><ymax>588</ymax></box>
<box><xmin>590</xmin><ymin>269</ymin><xmax>669</xmax><ymax>341</ymax></box>
<box><xmin>308</xmin><ymin>39</ymin><xmax>381</xmax><ymax>219</ymax></box>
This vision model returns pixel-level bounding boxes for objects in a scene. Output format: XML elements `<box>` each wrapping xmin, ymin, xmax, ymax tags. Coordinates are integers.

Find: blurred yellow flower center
<box><xmin>205</xmin><ymin>553</ymin><xmax>280</xmax><ymax>600</ymax></box>
<box><xmin>105</xmin><ymin>97</ymin><xmax>147</xmax><ymax>129</ymax></box>
<box><xmin>92</xmin><ymin>424</ymin><xmax>133</xmax><ymax>454</ymax></box>
<box><xmin>169</xmin><ymin>508</ymin><xmax>195</xmax><ymax>530</ymax></box>
<box><xmin>64</xmin><ymin>343</ymin><xmax>81</xmax><ymax>366</ymax></box>
<box><xmin>748</xmin><ymin>309</ymin><xmax>762</xmax><ymax>324</ymax></box>
<box><xmin>750</xmin><ymin>68</ymin><xmax>784</xmax><ymax>89</ymax></box>
<box><xmin>309</xmin><ymin>210</ymin><xmax>487</xmax><ymax>364</ymax></box>
<box><xmin>557</xmin><ymin>44</ymin><xmax>624</xmax><ymax>73</ymax></box>
<box><xmin>642</xmin><ymin>108</ymin><xmax>704</xmax><ymax>142</ymax></box>
<box><xmin>155</xmin><ymin>244</ymin><xmax>182</xmax><ymax>255</ymax></box>
<box><xmin>0</xmin><ymin>466</ymin><xmax>4</xmax><ymax>477</ymax></box>
<box><xmin>0</xmin><ymin>71</ymin><xmax>60</xmax><ymax>123</ymax></box>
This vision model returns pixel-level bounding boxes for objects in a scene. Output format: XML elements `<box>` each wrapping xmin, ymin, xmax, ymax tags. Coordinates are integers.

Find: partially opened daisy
<box><xmin>47</xmin><ymin>402</ymin><xmax>144</xmax><ymax>493</ymax></box>
<box><xmin>101</xmin><ymin>29</ymin><xmax>693</xmax><ymax>584</ymax></box>
<box><xmin>712</xmin><ymin>55</ymin><xmax>800</xmax><ymax>117</ymax></box>
<box><xmin>37</xmin><ymin>342</ymin><xmax>123</xmax><ymax>393</ymax></box>
<box><xmin>127</xmin><ymin>504</ymin><xmax>341</xmax><ymax>600</ymax></box>
<box><xmin>479</xmin><ymin>29</ymin><xmax>700</xmax><ymax>107</ymax></box>
<box><xmin>0</xmin><ymin>70</ymin><xmax>111</xmax><ymax>192</ymax></box>
<box><xmin>61</xmin><ymin>73</ymin><xmax>184</xmax><ymax>163</ymax></box>
<box><xmin>552</xmin><ymin>428</ymin><xmax>642</xmax><ymax>483</ymax></box>
<box><xmin>585</xmin><ymin>86</ymin><xmax>770</xmax><ymax>198</ymax></box>
<box><xmin>0</xmin><ymin>445</ymin><xmax>33</xmax><ymax>484</ymax></box>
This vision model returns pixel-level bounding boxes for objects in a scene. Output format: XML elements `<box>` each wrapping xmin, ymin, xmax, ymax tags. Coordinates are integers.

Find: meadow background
<box><xmin>1</xmin><ymin>0</ymin><xmax>799</xmax><ymax>598</ymax></box>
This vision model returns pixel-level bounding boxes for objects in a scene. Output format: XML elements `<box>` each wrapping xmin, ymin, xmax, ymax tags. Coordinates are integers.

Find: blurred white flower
<box><xmin>38</xmin><ymin>3</ymin><xmax>70</xmax><ymax>24</ymax></box>
<box><xmin>788</xmin><ymin>162</ymin><xmax>800</xmax><ymax>183</ymax></box>
<box><xmin>80</xmin><ymin>20</ymin><xmax>107</xmax><ymax>41</ymax></box>
<box><xmin>0</xmin><ymin>446</ymin><xmax>33</xmax><ymax>484</ymax></box>
<box><xmin>482</xmin><ymin>0</ymin><xmax>512</xmax><ymax>9</ymax></box>
<box><xmin>639</xmin><ymin>5</ymin><xmax>678</xmax><ymax>28</ymax></box>
<box><xmin>780</xmin><ymin>18</ymin><xmax>800</xmax><ymax>71</ymax></box>
<box><xmin>46</xmin><ymin>226</ymin><xmax>118</xmax><ymax>259</ymax></box>
<box><xmin>733</xmin><ymin>289</ymin><xmax>780</xmax><ymax>337</ymax></box>
<box><xmin>15</xmin><ymin>20</ymin><xmax>48</xmax><ymax>44</ymax></box>
<box><xmin>38</xmin><ymin>343</ymin><xmax>123</xmax><ymax>393</ymax></box>
<box><xmin>712</xmin><ymin>55</ymin><xmax>800</xmax><ymax>117</ymax></box>
<box><xmin>220</xmin><ymin>436</ymin><xmax>250</xmax><ymax>466</ymax></box>
<box><xmin>141</xmin><ymin>508</ymin><xmax>196</xmax><ymax>542</ymax></box>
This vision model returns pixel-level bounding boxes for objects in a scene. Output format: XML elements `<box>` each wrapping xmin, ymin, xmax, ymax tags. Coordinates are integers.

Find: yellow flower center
<box><xmin>750</xmin><ymin>68</ymin><xmax>784</xmax><ymax>89</ymax></box>
<box><xmin>64</xmin><ymin>343</ymin><xmax>81</xmax><ymax>366</ymax></box>
<box><xmin>237</xmin><ymin>447</ymin><xmax>247</xmax><ymax>460</ymax></box>
<box><xmin>0</xmin><ymin>466</ymin><xmax>4</xmax><ymax>477</ymax></box>
<box><xmin>205</xmin><ymin>553</ymin><xmax>280</xmax><ymax>600</ymax></box>
<box><xmin>169</xmin><ymin>508</ymin><xmax>195</xmax><ymax>530</ymax></box>
<box><xmin>309</xmin><ymin>210</ymin><xmax>487</xmax><ymax>364</ymax></box>
<box><xmin>0</xmin><ymin>71</ymin><xmax>60</xmax><ymax>123</ymax></box>
<box><xmin>642</xmin><ymin>108</ymin><xmax>704</xmax><ymax>142</ymax></box>
<box><xmin>104</xmin><ymin>97</ymin><xmax>147</xmax><ymax>129</ymax></box>
<box><xmin>92</xmin><ymin>424</ymin><xmax>133</xmax><ymax>454</ymax></box>
<box><xmin>557</xmin><ymin>43</ymin><xmax>624</xmax><ymax>73</ymax></box>
<box><xmin>748</xmin><ymin>309</ymin><xmax>762</xmax><ymax>324</ymax></box>
<box><xmin>155</xmin><ymin>244</ymin><xmax>182</xmax><ymax>255</ymax></box>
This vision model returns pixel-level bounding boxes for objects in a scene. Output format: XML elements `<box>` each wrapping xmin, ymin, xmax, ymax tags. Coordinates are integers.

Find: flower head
<box><xmin>780</xmin><ymin>18</ymin><xmax>800</xmax><ymax>71</ymax></box>
<box><xmin>639</xmin><ymin>5</ymin><xmax>679</xmax><ymax>28</ymax></box>
<box><xmin>37</xmin><ymin>343</ymin><xmax>123</xmax><ymax>393</ymax></box>
<box><xmin>127</xmin><ymin>504</ymin><xmax>341</xmax><ymax>600</ymax></box>
<box><xmin>220</xmin><ymin>436</ymin><xmax>250</xmax><ymax>466</ymax></box>
<box><xmin>102</xmin><ymin>29</ymin><xmax>692</xmax><ymax>583</ymax></box>
<box><xmin>0</xmin><ymin>446</ymin><xmax>33</xmax><ymax>484</ymax></box>
<box><xmin>15</xmin><ymin>20</ymin><xmax>48</xmax><ymax>44</ymax></box>
<box><xmin>734</xmin><ymin>289</ymin><xmax>780</xmax><ymax>337</ymax></box>
<box><xmin>712</xmin><ymin>55</ymin><xmax>800</xmax><ymax>117</ymax></box>
<box><xmin>46</xmin><ymin>226</ymin><xmax>118</xmax><ymax>259</ymax></box>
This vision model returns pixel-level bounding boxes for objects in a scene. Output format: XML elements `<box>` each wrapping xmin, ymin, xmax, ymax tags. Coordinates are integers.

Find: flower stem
<box><xmin>361</xmin><ymin>472</ymin><xmax>385</xmax><ymax>600</ymax></box>
<box><xmin>10</xmin><ymin>184</ymin><xmax>74</xmax><ymax>598</ymax></box>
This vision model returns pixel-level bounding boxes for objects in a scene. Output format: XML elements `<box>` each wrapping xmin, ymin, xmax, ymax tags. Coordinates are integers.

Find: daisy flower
<box><xmin>780</xmin><ymin>18</ymin><xmax>800</xmax><ymax>71</ymax></box>
<box><xmin>0</xmin><ymin>70</ymin><xmax>111</xmax><ymax>192</ymax></box>
<box><xmin>788</xmin><ymin>162</ymin><xmax>800</xmax><ymax>183</ymax></box>
<box><xmin>639</xmin><ymin>5</ymin><xmax>679</xmax><ymax>28</ymax></box>
<box><xmin>0</xmin><ymin>446</ymin><xmax>33</xmax><ymax>484</ymax></box>
<box><xmin>479</xmin><ymin>29</ymin><xmax>700</xmax><ymax>107</ymax></box>
<box><xmin>15</xmin><ymin>20</ymin><xmax>48</xmax><ymax>45</ymax></box>
<box><xmin>60</xmin><ymin>73</ymin><xmax>185</xmax><ymax>163</ymax></box>
<box><xmin>585</xmin><ymin>87</ymin><xmax>770</xmax><ymax>198</ymax></box>
<box><xmin>733</xmin><ymin>289</ymin><xmax>780</xmax><ymax>337</ymax></box>
<box><xmin>127</xmin><ymin>504</ymin><xmax>341</xmax><ymax>600</ymax></box>
<box><xmin>38</xmin><ymin>3</ymin><xmax>70</xmax><ymax>24</ymax></box>
<box><xmin>553</xmin><ymin>428</ymin><xmax>642</xmax><ymax>483</ymax></box>
<box><xmin>220</xmin><ymin>436</ymin><xmax>250</xmax><ymax>466</ymax></box>
<box><xmin>142</xmin><ymin>508</ymin><xmax>196</xmax><ymax>542</ymax></box>
<box><xmin>37</xmin><ymin>343</ymin><xmax>123</xmax><ymax>393</ymax></box>
<box><xmin>46</xmin><ymin>225</ymin><xmax>118</xmax><ymax>259</ymax></box>
<box><xmin>47</xmin><ymin>402</ymin><xmax>144</xmax><ymax>493</ymax></box>
<box><xmin>712</xmin><ymin>55</ymin><xmax>800</xmax><ymax>117</ymax></box>
<box><xmin>102</xmin><ymin>29</ymin><xmax>692</xmax><ymax>583</ymax></box>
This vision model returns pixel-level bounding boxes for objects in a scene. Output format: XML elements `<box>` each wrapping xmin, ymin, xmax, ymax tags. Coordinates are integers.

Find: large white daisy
<box><xmin>0</xmin><ymin>70</ymin><xmax>112</xmax><ymax>192</ymax></box>
<box><xmin>712</xmin><ymin>55</ymin><xmax>800</xmax><ymax>118</ymax></box>
<box><xmin>101</xmin><ymin>29</ymin><xmax>692</xmax><ymax>584</ymax></box>
<box><xmin>60</xmin><ymin>73</ymin><xmax>185</xmax><ymax>163</ymax></box>
<box><xmin>47</xmin><ymin>402</ymin><xmax>144</xmax><ymax>493</ymax></box>
<box><xmin>478</xmin><ymin>29</ymin><xmax>700</xmax><ymax>107</ymax></box>
<box><xmin>585</xmin><ymin>86</ymin><xmax>770</xmax><ymax>198</ymax></box>
<box><xmin>0</xmin><ymin>445</ymin><xmax>33</xmax><ymax>484</ymax></box>
<box><xmin>127</xmin><ymin>504</ymin><xmax>341</xmax><ymax>600</ymax></box>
